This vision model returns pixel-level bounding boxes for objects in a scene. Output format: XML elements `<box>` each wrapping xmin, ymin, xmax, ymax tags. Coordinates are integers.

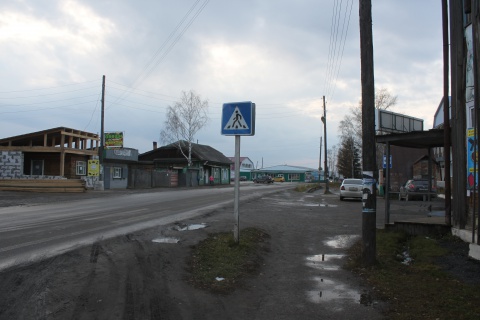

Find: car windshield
<box><xmin>344</xmin><ymin>179</ymin><xmax>362</xmax><ymax>185</ymax></box>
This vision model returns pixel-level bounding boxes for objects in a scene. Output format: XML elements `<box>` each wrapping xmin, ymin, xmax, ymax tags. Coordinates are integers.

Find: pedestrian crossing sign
<box><xmin>221</xmin><ymin>101</ymin><xmax>255</xmax><ymax>136</ymax></box>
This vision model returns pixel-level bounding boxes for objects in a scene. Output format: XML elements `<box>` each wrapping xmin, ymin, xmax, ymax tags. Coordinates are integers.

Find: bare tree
<box><xmin>327</xmin><ymin>145</ymin><xmax>338</xmax><ymax>179</ymax></box>
<box><xmin>338</xmin><ymin>87</ymin><xmax>398</xmax><ymax>170</ymax></box>
<box><xmin>351</xmin><ymin>87</ymin><xmax>398</xmax><ymax>136</ymax></box>
<box><xmin>160</xmin><ymin>90</ymin><xmax>209</xmax><ymax>166</ymax></box>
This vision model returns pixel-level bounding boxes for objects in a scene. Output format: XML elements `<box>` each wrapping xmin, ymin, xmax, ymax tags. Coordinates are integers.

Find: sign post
<box><xmin>221</xmin><ymin>101</ymin><xmax>255</xmax><ymax>243</ymax></box>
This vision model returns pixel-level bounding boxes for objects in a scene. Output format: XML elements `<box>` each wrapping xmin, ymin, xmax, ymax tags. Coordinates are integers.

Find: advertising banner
<box><xmin>467</xmin><ymin>128</ymin><xmax>477</xmax><ymax>190</ymax></box>
<box><xmin>105</xmin><ymin>132</ymin><xmax>124</xmax><ymax>148</ymax></box>
<box><xmin>88</xmin><ymin>160</ymin><xmax>100</xmax><ymax>176</ymax></box>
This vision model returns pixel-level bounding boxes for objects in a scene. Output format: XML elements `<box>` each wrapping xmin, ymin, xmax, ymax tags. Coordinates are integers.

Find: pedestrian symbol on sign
<box><xmin>224</xmin><ymin>107</ymin><xmax>249</xmax><ymax>130</ymax></box>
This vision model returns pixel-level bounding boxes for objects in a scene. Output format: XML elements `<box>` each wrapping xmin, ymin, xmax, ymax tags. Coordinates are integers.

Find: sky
<box><xmin>0</xmin><ymin>0</ymin><xmax>444</xmax><ymax>170</ymax></box>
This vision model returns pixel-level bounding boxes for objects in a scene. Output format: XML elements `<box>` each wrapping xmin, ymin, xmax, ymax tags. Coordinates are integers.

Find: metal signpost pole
<box><xmin>234</xmin><ymin>135</ymin><xmax>240</xmax><ymax>243</ymax></box>
<box><xmin>221</xmin><ymin>101</ymin><xmax>255</xmax><ymax>245</ymax></box>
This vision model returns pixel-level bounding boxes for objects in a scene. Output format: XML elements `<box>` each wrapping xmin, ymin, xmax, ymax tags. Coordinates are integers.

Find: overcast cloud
<box><xmin>0</xmin><ymin>0</ymin><xmax>443</xmax><ymax>169</ymax></box>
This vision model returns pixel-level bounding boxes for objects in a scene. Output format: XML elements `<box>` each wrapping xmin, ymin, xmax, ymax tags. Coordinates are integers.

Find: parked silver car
<box><xmin>399</xmin><ymin>179</ymin><xmax>437</xmax><ymax>201</ymax></box>
<box><xmin>339</xmin><ymin>178</ymin><xmax>363</xmax><ymax>201</ymax></box>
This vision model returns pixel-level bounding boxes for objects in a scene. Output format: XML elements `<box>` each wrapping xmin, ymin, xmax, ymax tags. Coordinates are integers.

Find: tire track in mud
<box><xmin>68</xmin><ymin>240</ymin><xmax>125</xmax><ymax>320</ymax></box>
<box><xmin>0</xmin><ymin>254</ymin><xmax>75</xmax><ymax>319</ymax></box>
<box><xmin>123</xmin><ymin>239</ymin><xmax>160</xmax><ymax>319</ymax></box>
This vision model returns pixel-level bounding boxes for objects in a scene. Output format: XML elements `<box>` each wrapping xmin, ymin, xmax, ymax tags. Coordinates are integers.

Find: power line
<box><xmin>108</xmin><ymin>0</ymin><xmax>210</xmax><ymax>108</ymax></box>
<box><xmin>0</xmin><ymin>79</ymin><xmax>98</xmax><ymax>94</ymax></box>
<box><xmin>322</xmin><ymin>0</ymin><xmax>353</xmax><ymax>104</ymax></box>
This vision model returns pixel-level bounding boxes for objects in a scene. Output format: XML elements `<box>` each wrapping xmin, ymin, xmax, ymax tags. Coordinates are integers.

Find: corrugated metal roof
<box><xmin>255</xmin><ymin>165</ymin><xmax>318</xmax><ymax>172</ymax></box>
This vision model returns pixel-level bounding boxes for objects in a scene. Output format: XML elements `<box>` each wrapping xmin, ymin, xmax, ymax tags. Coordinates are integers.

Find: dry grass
<box><xmin>186</xmin><ymin>228</ymin><xmax>270</xmax><ymax>294</ymax></box>
<box><xmin>345</xmin><ymin>230</ymin><xmax>480</xmax><ymax>320</ymax></box>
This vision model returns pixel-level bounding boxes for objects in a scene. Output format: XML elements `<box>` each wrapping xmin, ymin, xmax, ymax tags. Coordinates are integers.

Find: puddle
<box><xmin>307</xmin><ymin>277</ymin><xmax>361</xmax><ymax>305</ymax></box>
<box><xmin>324</xmin><ymin>235</ymin><xmax>360</xmax><ymax>248</ymax></box>
<box><xmin>307</xmin><ymin>277</ymin><xmax>374</xmax><ymax>306</ymax></box>
<box><xmin>306</xmin><ymin>254</ymin><xmax>344</xmax><ymax>271</ymax></box>
<box><xmin>152</xmin><ymin>237</ymin><xmax>180</xmax><ymax>244</ymax></box>
<box><xmin>304</xmin><ymin>203</ymin><xmax>319</xmax><ymax>207</ymax></box>
<box><xmin>174</xmin><ymin>223</ymin><xmax>207</xmax><ymax>231</ymax></box>
<box><xmin>319</xmin><ymin>203</ymin><xmax>338</xmax><ymax>208</ymax></box>
<box><xmin>428</xmin><ymin>210</ymin><xmax>445</xmax><ymax>217</ymax></box>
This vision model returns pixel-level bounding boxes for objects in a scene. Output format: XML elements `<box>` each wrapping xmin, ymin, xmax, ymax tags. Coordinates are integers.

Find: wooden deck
<box><xmin>0</xmin><ymin>179</ymin><xmax>86</xmax><ymax>193</ymax></box>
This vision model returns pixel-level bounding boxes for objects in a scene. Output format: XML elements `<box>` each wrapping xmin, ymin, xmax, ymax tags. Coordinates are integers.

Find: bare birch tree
<box><xmin>338</xmin><ymin>87</ymin><xmax>398</xmax><ymax>170</ymax></box>
<box><xmin>160</xmin><ymin>90</ymin><xmax>209</xmax><ymax>166</ymax></box>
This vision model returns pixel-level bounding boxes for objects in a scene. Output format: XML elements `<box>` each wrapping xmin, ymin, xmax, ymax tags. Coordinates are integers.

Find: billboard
<box><xmin>105</xmin><ymin>132</ymin><xmax>123</xmax><ymax>148</ymax></box>
<box><xmin>375</xmin><ymin>109</ymin><xmax>423</xmax><ymax>134</ymax></box>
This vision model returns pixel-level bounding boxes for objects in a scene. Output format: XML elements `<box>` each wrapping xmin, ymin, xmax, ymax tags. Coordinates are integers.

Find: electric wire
<box><xmin>322</xmin><ymin>0</ymin><xmax>353</xmax><ymax>105</ymax></box>
<box><xmin>328</xmin><ymin>0</ymin><xmax>354</xmax><ymax>102</ymax></box>
<box><xmin>107</xmin><ymin>0</ymin><xmax>210</xmax><ymax>108</ymax></box>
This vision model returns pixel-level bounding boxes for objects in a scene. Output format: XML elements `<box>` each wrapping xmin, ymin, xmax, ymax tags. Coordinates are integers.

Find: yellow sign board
<box><xmin>88</xmin><ymin>160</ymin><xmax>100</xmax><ymax>176</ymax></box>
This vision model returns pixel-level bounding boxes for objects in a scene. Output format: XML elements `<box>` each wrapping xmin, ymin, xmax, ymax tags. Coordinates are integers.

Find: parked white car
<box><xmin>339</xmin><ymin>178</ymin><xmax>363</xmax><ymax>201</ymax></box>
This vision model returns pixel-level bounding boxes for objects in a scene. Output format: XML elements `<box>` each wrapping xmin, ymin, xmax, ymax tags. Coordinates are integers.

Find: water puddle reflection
<box><xmin>305</xmin><ymin>253</ymin><xmax>376</xmax><ymax>307</ymax></box>
<box><xmin>306</xmin><ymin>254</ymin><xmax>344</xmax><ymax>271</ymax></box>
<box><xmin>324</xmin><ymin>235</ymin><xmax>359</xmax><ymax>248</ymax></box>
<box><xmin>307</xmin><ymin>277</ymin><xmax>361</xmax><ymax>305</ymax></box>
<box><xmin>319</xmin><ymin>203</ymin><xmax>338</xmax><ymax>208</ymax></box>
<box><xmin>152</xmin><ymin>237</ymin><xmax>180</xmax><ymax>244</ymax></box>
<box><xmin>174</xmin><ymin>223</ymin><xmax>207</xmax><ymax>231</ymax></box>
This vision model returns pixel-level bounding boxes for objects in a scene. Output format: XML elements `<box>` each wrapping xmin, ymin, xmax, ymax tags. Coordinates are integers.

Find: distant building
<box><xmin>138</xmin><ymin>141</ymin><xmax>232</xmax><ymax>187</ymax></box>
<box><xmin>227</xmin><ymin>157</ymin><xmax>254</xmax><ymax>181</ymax></box>
<box><xmin>252</xmin><ymin>165</ymin><xmax>320</xmax><ymax>183</ymax></box>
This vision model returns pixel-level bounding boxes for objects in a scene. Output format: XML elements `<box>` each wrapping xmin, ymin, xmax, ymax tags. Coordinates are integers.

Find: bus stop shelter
<box><xmin>375</xmin><ymin>128</ymin><xmax>445</xmax><ymax>224</ymax></box>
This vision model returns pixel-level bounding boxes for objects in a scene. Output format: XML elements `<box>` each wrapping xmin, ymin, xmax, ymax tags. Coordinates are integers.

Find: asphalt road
<box><xmin>0</xmin><ymin>184</ymin><xmax>446</xmax><ymax>319</ymax></box>
<box><xmin>0</xmin><ymin>183</ymin><xmax>292</xmax><ymax>271</ymax></box>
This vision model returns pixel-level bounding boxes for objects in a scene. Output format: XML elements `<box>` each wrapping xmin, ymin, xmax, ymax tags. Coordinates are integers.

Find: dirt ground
<box><xmin>0</xmin><ymin>187</ymin><xmax>478</xmax><ymax>319</ymax></box>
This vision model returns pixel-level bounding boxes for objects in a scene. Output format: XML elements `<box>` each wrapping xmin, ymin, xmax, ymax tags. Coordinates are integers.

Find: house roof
<box><xmin>227</xmin><ymin>157</ymin><xmax>254</xmax><ymax>170</ymax></box>
<box><xmin>139</xmin><ymin>141</ymin><xmax>232</xmax><ymax>165</ymax></box>
<box><xmin>0</xmin><ymin>127</ymin><xmax>99</xmax><ymax>147</ymax></box>
<box><xmin>413</xmin><ymin>154</ymin><xmax>439</xmax><ymax>165</ymax></box>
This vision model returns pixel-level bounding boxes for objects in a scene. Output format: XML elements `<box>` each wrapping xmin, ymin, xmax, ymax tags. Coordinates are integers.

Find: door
<box><xmin>104</xmin><ymin>166</ymin><xmax>111</xmax><ymax>189</ymax></box>
<box><xmin>31</xmin><ymin>160</ymin><xmax>44</xmax><ymax>176</ymax></box>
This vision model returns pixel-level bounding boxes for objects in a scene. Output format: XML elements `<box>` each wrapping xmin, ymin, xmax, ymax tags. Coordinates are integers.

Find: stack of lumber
<box><xmin>0</xmin><ymin>179</ymin><xmax>86</xmax><ymax>193</ymax></box>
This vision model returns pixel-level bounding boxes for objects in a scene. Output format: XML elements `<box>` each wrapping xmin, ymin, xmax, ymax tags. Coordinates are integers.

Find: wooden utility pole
<box><xmin>319</xmin><ymin>136</ymin><xmax>322</xmax><ymax>172</ymax></box>
<box><xmin>442</xmin><ymin>0</ymin><xmax>452</xmax><ymax>226</ymax></box>
<box><xmin>100</xmin><ymin>75</ymin><xmax>105</xmax><ymax>183</ymax></box>
<box><xmin>359</xmin><ymin>0</ymin><xmax>376</xmax><ymax>266</ymax></box>
<box><xmin>449</xmin><ymin>0</ymin><xmax>467</xmax><ymax>229</ymax></box>
<box><xmin>322</xmin><ymin>96</ymin><xmax>329</xmax><ymax>193</ymax></box>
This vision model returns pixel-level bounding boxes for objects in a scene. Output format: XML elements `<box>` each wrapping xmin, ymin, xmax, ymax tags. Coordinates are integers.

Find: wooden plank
<box><xmin>0</xmin><ymin>179</ymin><xmax>86</xmax><ymax>193</ymax></box>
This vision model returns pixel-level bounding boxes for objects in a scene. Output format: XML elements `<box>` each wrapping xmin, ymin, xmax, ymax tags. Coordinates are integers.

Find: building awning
<box><xmin>376</xmin><ymin>129</ymin><xmax>445</xmax><ymax>149</ymax></box>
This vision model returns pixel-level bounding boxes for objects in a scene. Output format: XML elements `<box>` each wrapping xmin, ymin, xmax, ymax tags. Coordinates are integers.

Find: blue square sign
<box><xmin>221</xmin><ymin>101</ymin><xmax>255</xmax><ymax>136</ymax></box>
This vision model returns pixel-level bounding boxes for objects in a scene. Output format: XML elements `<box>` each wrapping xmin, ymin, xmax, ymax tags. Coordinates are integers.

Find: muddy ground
<box><xmin>0</xmin><ymin>188</ymin><xmax>478</xmax><ymax>319</ymax></box>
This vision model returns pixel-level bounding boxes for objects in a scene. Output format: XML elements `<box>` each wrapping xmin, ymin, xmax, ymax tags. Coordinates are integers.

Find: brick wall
<box><xmin>0</xmin><ymin>151</ymin><xmax>24</xmax><ymax>178</ymax></box>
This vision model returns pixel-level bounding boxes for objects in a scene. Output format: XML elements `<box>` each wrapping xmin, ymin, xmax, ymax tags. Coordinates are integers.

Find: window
<box><xmin>113</xmin><ymin>167</ymin><xmax>122</xmax><ymax>179</ymax></box>
<box><xmin>288</xmin><ymin>174</ymin><xmax>300</xmax><ymax>181</ymax></box>
<box><xmin>469</xmin><ymin>106</ymin><xmax>475</xmax><ymax>128</ymax></box>
<box><xmin>76</xmin><ymin>161</ymin><xmax>86</xmax><ymax>175</ymax></box>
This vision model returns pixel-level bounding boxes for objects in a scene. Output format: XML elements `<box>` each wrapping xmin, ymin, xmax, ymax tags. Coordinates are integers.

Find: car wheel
<box><xmin>340</xmin><ymin>196</ymin><xmax>344</xmax><ymax>201</ymax></box>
